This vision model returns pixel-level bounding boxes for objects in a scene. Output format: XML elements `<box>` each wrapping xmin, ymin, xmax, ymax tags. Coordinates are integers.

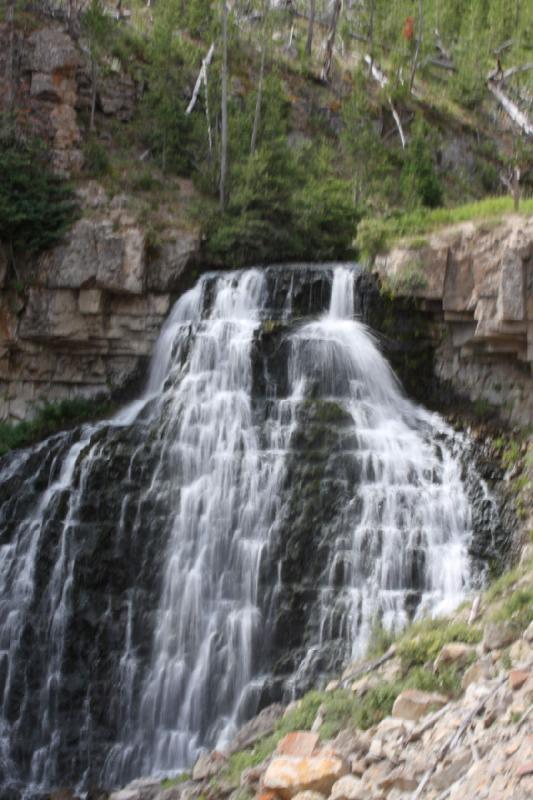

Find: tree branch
<box><xmin>488</xmin><ymin>81</ymin><xmax>533</xmax><ymax>136</ymax></box>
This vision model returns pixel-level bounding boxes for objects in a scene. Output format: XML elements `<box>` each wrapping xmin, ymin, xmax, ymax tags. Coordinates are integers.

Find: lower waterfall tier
<box><xmin>0</xmin><ymin>264</ymin><xmax>502</xmax><ymax>797</ymax></box>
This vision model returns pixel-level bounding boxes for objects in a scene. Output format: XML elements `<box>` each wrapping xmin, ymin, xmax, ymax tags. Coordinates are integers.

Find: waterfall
<box><xmin>0</xmin><ymin>264</ymin><xmax>499</xmax><ymax>797</ymax></box>
<box><xmin>291</xmin><ymin>268</ymin><xmax>471</xmax><ymax>668</ymax></box>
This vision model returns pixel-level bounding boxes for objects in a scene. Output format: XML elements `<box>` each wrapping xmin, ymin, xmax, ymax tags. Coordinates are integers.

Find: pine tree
<box><xmin>0</xmin><ymin>129</ymin><xmax>79</xmax><ymax>272</ymax></box>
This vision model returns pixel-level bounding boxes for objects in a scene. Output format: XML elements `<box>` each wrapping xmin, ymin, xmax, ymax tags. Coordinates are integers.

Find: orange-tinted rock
<box><xmin>263</xmin><ymin>755</ymin><xmax>349</xmax><ymax>799</ymax></box>
<box><xmin>517</xmin><ymin>762</ymin><xmax>533</xmax><ymax>778</ymax></box>
<box><xmin>257</xmin><ymin>791</ymin><xmax>280</xmax><ymax>800</ymax></box>
<box><xmin>509</xmin><ymin>670</ymin><xmax>529</xmax><ymax>691</ymax></box>
<box><xmin>276</xmin><ymin>732</ymin><xmax>320</xmax><ymax>758</ymax></box>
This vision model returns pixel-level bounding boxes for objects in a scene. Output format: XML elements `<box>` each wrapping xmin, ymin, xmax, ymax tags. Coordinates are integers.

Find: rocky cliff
<box><xmin>374</xmin><ymin>216</ymin><xmax>533</xmax><ymax>427</ymax></box>
<box><xmin>0</xmin><ymin>181</ymin><xmax>199</xmax><ymax>420</ymax></box>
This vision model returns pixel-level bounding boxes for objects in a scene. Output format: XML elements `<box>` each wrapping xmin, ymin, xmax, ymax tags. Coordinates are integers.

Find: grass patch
<box><xmin>396</xmin><ymin>618</ymin><xmax>482</xmax><ymax>670</ymax></box>
<box><xmin>0</xmin><ymin>397</ymin><xmax>114</xmax><ymax>456</ymax></box>
<box><xmin>357</xmin><ymin>196</ymin><xmax>533</xmax><ymax>257</ymax></box>
<box><xmin>160</xmin><ymin>773</ymin><xmax>190</xmax><ymax>789</ymax></box>
<box><xmin>485</xmin><ymin>567</ymin><xmax>521</xmax><ymax>602</ymax></box>
<box><xmin>492</xmin><ymin>585</ymin><xmax>533</xmax><ymax>633</ymax></box>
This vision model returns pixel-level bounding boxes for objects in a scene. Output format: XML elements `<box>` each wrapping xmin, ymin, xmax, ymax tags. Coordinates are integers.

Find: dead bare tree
<box><xmin>251</xmin><ymin>0</ymin><xmax>270</xmax><ymax>155</ymax></box>
<box><xmin>305</xmin><ymin>0</ymin><xmax>315</xmax><ymax>57</ymax></box>
<box><xmin>220</xmin><ymin>0</ymin><xmax>229</xmax><ymax>211</ymax></box>
<box><xmin>409</xmin><ymin>0</ymin><xmax>423</xmax><ymax>92</ymax></box>
<box><xmin>321</xmin><ymin>0</ymin><xmax>342</xmax><ymax>83</ymax></box>
<box><xmin>367</xmin><ymin>0</ymin><xmax>375</xmax><ymax>77</ymax></box>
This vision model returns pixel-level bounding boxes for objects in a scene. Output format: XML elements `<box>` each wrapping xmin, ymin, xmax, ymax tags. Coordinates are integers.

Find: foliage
<box><xmin>0</xmin><ymin>397</ymin><xmax>114</xmax><ymax>457</ymax></box>
<box><xmin>355</xmin><ymin>196</ymin><xmax>533</xmax><ymax>255</ymax></box>
<box><xmin>140</xmin><ymin>0</ymin><xmax>193</xmax><ymax>174</ymax></box>
<box><xmin>0</xmin><ymin>126</ymin><xmax>79</xmax><ymax>265</ymax></box>
<box><xmin>83</xmin><ymin>136</ymin><xmax>111</xmax><ymax>177</ymax></box>
<box><xmin>400</xmin><ymin>116</ymin><xmax>443</xmax><ymax>209</ymax></box>
<box><xmin>492</xmin><ymin>585</ymin><xmax>533</xmax><ymax>632</ymax></box>
<box><xmin>204</xmin><ymin>138</ymin><xmax>358</xmax><ymax>267</ymax></box>
<box><xmin>82</xmin><ymin>0</ymin><xmax>115</xmax><ymax>67</ymax></box>
<box><xmin>396</xmin><ymin>618</ymin><xmax>482</xmax><ymax>669</ymax></box>
<box><xmin>341</xmin><ymin>71</ymin><xmax>395</xmax><ymax>209</ymax></box>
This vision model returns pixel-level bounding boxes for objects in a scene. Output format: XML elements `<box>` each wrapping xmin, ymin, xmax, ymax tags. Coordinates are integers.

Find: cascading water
<box><xmin>0</xmin><ymin>264</ymin><xmax>500</xmax><ymax>797</ymax></box>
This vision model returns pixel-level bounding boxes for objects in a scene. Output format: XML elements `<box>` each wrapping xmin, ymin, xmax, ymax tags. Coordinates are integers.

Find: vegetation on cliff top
<box><xmin>4</xmin><ymin>0</ymin><xmax>533</xmax><ymax>268</ymax></box>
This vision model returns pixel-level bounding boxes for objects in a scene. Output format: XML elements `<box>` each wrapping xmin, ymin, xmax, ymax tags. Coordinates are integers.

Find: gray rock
<box><xmin>191</xmin><ymin>750</ymin><xmax>227</xmax><ymax>781</ymax></box>
<box><xmin>497</xmin><ymin>248</ymin><xmax>525</xmax><ymax>322</ymax></box>
<box><xmin>28</xmin><ymin>27</ymin><xmax>80</xmax><ymax>73</ymax></box>
<box><xmin>147</xmin><ymin>233</ymin><xmax>200</xmax><ymax>293</ymax></box>
<box><xmin>483</xmin><ymin>621</ymin><xmax>518</xmax><ymax>652</ymax></box>
<box><xmin>39</xmin><ymin>219</ymin><xmax>146</xmax><ymax>295</ymax></box>
<box><xmin>227</xmin><ymin>703</ymin><xmax>285</xmax><ymax>754</ymax></box>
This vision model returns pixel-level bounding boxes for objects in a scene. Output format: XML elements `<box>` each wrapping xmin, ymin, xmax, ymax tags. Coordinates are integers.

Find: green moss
<box><xmin>485</xmin><ymin>567</ymin><xmax>521</xmax><ymax>602</ymax></box>
<box><xmin>396</xmin><ymin>619</ymin><xmax>482</xmax><ymax>670</ymax></box>
<box><xmin>403</xmin><ymin>664</ymin><xmax>464</xmax><ymax>698</ymax></box>
<box><xmin>492</xmin><ymin>585</ymin><xmax>533</xmax><ymax>633</ymax></box>
<box><xmin>0</xmin><ymin>397</ymin><xmax>114</xmax><ymax>457</ymax></box>
<box><xmin>160</xmin><ymin>773</ymin><xmax>191</xmax><ymax>789</ymax></box>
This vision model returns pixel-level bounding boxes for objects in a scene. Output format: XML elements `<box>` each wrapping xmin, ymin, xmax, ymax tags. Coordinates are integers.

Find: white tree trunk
<box><xmin>321</xmin><ymin>0</ymin><xmax>341</xmax><ymax>83</ymax></box>
<box><xmin>186</xmin><ymin>43</ymin><xmax>215</xmax><ymax>115</ymax></box>
<box><xmin>364</xmin><ymin>54</ymin><xmax>407</xmax><ymax>149</ymax></box>
<box><xmin>251</xmin><ymin>1</ymin><xmax>269</xmax><ymax>154</ymax></box>
<box><xmin>305</xmin><ymin>0</ymin><xmax>315</xmax><ymax>57</ymax></box>
<box><xmin>220</xmin><ymin>0</ymin><xmax>229</xmax><ymax>212</ymax></box>
<box><xmin>409</xmin><ymin>0</ymin><xmax>423</xmax><ymax>92</ymax></box>
<box><xmin>488</xmin><ymin>82</ymin><xmax>533</xmax><ymax>136</ymax></box>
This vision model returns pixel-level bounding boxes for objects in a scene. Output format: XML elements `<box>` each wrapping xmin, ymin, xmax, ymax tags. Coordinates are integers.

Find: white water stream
<box><xmin>0</xmin><ymin>265</ymin><xmax>488</xmax><ymax>796</ymax></box>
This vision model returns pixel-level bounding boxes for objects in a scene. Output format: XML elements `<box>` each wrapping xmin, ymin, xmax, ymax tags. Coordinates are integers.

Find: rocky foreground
<box><xmin>105</xmin><ymin>559</ymin><xmax>533</xmax><ymax>800</ymax></box>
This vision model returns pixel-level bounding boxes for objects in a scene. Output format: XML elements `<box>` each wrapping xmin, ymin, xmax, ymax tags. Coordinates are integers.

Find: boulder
<box><xmin>228</xmin><ymin>703</ymin><xmax>284</xmax><ymax>754</ymax></box>
<box><xmin>509</xmin><ymin>670</ymin><xmax>529</xmax><ymax>692</ymax></box>
<box><xmin>329</xmin><ymin>775</ymin><xmax>365</xmax><ymax>800</ymax></box>
<box><xmin>432</xmin><ymin>750</ymin><xmax>472</xmax><ymax>791</ymax></box>
<box><xmin>292</xmin><ymin>793</ymin><xmax>326</xmax><ymax>800</ymax></box>
<box><xmin>147</xmin><ymin>232</ymin><xmax>200</xmax><ymax>293</ymax></box>
<box><xmin>263</xmin><ymin>755</ymin><xmax>349</xmax><ymax>799</ymax></box>
<box><xmin>509</xmin><ymin>639</ymin><xmax>533</xmax><ymax>665</ymax></box>
<box><xmin>378</xmin><ymin>765</ymin><xmax>419</xmax><ymax>793</ymax></box>
<box><xmin>330</xmin><ymin>729</ymin><xmax>370</xmax><ymax>760</ymax></box>
<box><xmin>276</xmin><ymin>732</ymin><xmax>319</xmax><ymax>758</ymax></box>
<box><xmin>28</xmin><ymin>27</ymin><xmax>80</xmax><ymax>73</ymax></box>
<box><xmin>192</xmin><ymin>750</ymin><xmax>227</xmax><ymax>781</ymax></box>
<box><xmin>392</xmin><ymin>690</ymin><xmax>448</xmax><ymax>722</ymax></box>
<box><xmin>461</xmin><ymin>660</ymin><xmax>492</xmax><ymax>690</ymax></box>
<box><xmin>483</xmin><ymin>622</ymin><xmax>518</xmax><ymax>652</ymax></box>
<box><xmin>434</xmin><ymin>642</ymin><xmax>475</xmax><ymax>672</ymax></box>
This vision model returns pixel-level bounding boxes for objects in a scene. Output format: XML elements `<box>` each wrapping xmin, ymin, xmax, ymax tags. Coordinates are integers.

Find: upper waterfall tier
<box><xmin>0</xmin><ymin>264</ymin><xmax>500</xmax><ymax>798</ymax></box>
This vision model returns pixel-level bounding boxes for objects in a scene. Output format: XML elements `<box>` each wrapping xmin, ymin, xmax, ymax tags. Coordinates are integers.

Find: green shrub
<box><xmin>0</xmin><ymin>124</ymin><xmax>79</xmax><ymax>268</ymax></box>
<box><xmin>204</xmin><ymin>139</ymin><xmax>358</xmax><ymax>268</ymax></box>
<box><xmin>356</xmin><ymin>218</ymin><xmax>389</xmax><ymax>260</ymax></box>
<box><xmin>83</xmin><ymin>136</ymin><xmax>111</xmax><ymax>177</ymax></box>
<box><xmin>397</xmin><ymin>618</ymin><xmax>482</xmax><ymax>670</ymax></box>
<box><xmin>400</xmin><ymin>117</ymin><xmax>443</xmax><ymax>209</ymax></box>
<box><xmin>492</xmin><ymin>586</ymin><xmax>533</xmax><ymax>633</ymax></box>
<box><xmin>0</xmin><ymin>397</ymin><xmax>113</xmax><ymax>456</ymax></box>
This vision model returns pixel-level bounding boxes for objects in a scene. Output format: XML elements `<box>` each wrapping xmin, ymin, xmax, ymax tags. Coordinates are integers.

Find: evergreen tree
<box><xmin>400</xmin><ymin>116</ymin><xmax>443</xmax><ymax>208</ymax></box>
<box><xmin>0</xmin><ymin>128</ymin><xmax>79</xmax><ymax>271</ymax></box>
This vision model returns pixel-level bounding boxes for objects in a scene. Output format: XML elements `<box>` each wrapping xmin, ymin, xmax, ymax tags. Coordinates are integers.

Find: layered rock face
<box><xmin>0</xmin><ymin>185</ymin><xmax>199</xmax><ymax>421</ymax></box>
<box><xmin>0</xmin><ymin>18</ymin><xmax>190</xmax><ymax>421</ymax></box>
<box><xmin>375</xmin><ymin>217</ymin><xmax>533</xmax><ymax>426</ymax></box>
